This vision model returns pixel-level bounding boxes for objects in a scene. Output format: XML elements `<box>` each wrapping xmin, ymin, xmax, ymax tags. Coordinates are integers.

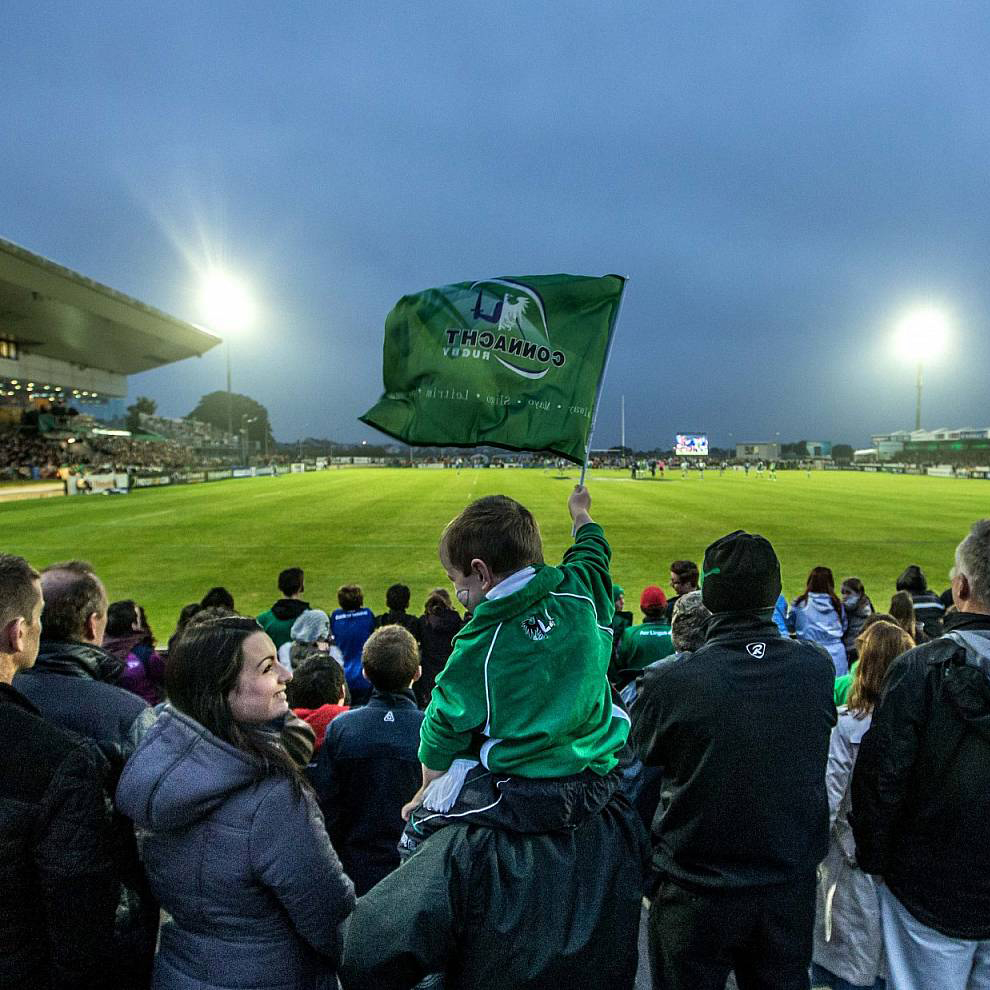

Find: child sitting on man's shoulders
<box><xmin>401</xmin><ymin>484</ymin><xmax>629</xmax><ymax>854</ymax></box>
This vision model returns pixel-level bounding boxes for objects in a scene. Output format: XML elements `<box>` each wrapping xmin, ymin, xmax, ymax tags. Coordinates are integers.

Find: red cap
<box><xmin>640</xmin><ymin>585</ymin><xmax>668</xmax><ymax>610</ymax></box>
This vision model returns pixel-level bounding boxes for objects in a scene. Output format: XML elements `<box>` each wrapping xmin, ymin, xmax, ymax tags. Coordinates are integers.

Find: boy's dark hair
<box><xmin>670</xmin><ymin>560</ymin><xmax>699</xmax><ymax>587</ymax></box>
<box><xmin>0</xmin><ymin>553</ymin><xmax>41</xmax><ymax>630</ymax></box>
<box><xmin>278</xmin><ymin>567</ymin><xmax>305</xmax><ymax>597</ymax></box>
<box><xmin>385</xmin><ymin>583</ymin><xmax>411</xmax><ymax>611</ymax></box>
<box><xmin>337</xmin><ymin>584</ymin><xmax>364</xmax><ymax>610</ymax></box>
<box><xmin>105</xmin><ymin>599</ymin><xmax>140</xmax><ymax>637</ymax></box>
<box><xmin>440</xmin><ymin>495</ymin><xmax>543</xmax><ymax>577</ymax></box>
<box><xmin>201</xmin><ymin>586</ymin><xmax>235</xmax><ymax>610</ymax></box>
<box><xmin>286</xmin><ymin>654</ymin><xmax>346</xmax><ymax>709</ymax></box>
<box><xmin>361</xmin><ymin>625</ymin><xmax>419</xmax><ymax>693</ymax></box>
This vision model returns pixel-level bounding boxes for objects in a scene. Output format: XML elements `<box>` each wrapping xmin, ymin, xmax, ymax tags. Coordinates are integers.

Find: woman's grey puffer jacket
<box><xmin>116</xmin><ymin>706</ymin><xmax>355</xmax><ymax>990</ymax></box>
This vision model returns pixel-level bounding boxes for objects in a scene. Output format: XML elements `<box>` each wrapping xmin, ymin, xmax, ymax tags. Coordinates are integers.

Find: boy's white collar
<box><xmin>485</xmin><ymin>566</ymin><xmax>537</xmax><ymax>601</ymax></box>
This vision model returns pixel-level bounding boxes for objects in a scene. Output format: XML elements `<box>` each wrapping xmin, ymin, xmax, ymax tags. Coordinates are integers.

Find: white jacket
<box><xmin>812</xmin><ymin>709</ymin><xmax>884</xmax><ymax>985</ymax></box>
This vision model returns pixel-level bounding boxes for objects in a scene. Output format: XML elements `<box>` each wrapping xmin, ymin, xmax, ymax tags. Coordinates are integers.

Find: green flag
<box><xmin>360</xmin><ymin>273</ymin><xmax>624</xmax><ymax>463</ymax></box>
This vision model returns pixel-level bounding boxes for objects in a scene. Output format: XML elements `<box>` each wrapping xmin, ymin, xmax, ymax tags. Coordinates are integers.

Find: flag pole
<box><xmin>579</xmin><ymin>277</ymin><xmax>627</xmax><ymax>487</ymax></box>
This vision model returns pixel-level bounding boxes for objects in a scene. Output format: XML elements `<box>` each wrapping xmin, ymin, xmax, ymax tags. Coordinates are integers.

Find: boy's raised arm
<box><xmin>568</xmin><ymin>484</ymin><xmax>593</xmax><ymax>532</ymax></box>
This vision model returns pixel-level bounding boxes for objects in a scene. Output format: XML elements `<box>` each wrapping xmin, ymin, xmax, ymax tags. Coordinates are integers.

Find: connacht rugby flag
<box><xmin>360</xmin><ymin>273</ymin><xmax>625</xmax><ymax>463</ymax></box>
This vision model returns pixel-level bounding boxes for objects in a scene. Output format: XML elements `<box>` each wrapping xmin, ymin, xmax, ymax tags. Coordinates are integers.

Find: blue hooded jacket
<box><xmin>788</xmin><ymin>592</ymin><xmax>848</xmax><ymax>675</ymax></box>
<box><xmin>772</xmin><ymin>594</ymin><xmax>789</xmax><ymax>637</ymax></box>
<box><xmin>116</xmin><ymin>707</ymin><xmax>354</xmax><ymax>990</ymax></box>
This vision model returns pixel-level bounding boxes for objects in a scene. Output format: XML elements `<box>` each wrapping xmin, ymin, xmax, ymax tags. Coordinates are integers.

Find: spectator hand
<box><xmin>568</xmin><ymin>484</ymin><xmax>593</xmax><ymax>531</ymax></box>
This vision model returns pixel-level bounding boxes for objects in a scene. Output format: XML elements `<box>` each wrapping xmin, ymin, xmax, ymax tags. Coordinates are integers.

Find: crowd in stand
<box><xmin>1</xmin><ymin>494</ymin><xmax>989</xmax><ymax>990</ymax></box>
<box><xmin>0</xmin><ymin>425</ymin><xmax>199</xmax><ymax>478</ymax></box>
<box><xmin>0</xmin><ymin>427</ymin><xmax>66</xmax><ymax>478</ymax></box>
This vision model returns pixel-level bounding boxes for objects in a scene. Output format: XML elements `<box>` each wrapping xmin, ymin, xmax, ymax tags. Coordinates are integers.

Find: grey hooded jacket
<box><xmin>116</xmin><ymin>706</ymin><xmax>355</xmax><ymax>989</ymax></box>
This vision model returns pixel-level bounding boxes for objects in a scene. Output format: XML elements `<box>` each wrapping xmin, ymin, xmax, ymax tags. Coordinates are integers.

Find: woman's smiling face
<box><xmin>227</xmin><ymin>631</ymin><xmax>291</xmax><ymax>724</ymax></box>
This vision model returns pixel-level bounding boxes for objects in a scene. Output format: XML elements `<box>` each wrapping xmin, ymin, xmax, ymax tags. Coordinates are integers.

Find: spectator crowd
<box><xmin>1</xmin><ymin>492</ymin><xmax>989</xmax><ymax>990</ymax></box>
<box><xmin>0</xmin><ymin>425</ymin><xmax>199</xmax><ymax>479</ymax></box>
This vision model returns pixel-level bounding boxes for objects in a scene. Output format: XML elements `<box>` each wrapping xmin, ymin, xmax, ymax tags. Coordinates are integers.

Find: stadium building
<box><xmin>735</xmin><ymin>441</ymin><xmax>781</xmax><ymax>462</ymax></box>
<box><xmin>0</xmin><ymin>235</ymin><xmax>220</xmax><ymax>424</ymax></box>
<box><xmin>866</xmin><ymin>428</ymin><xmax>990</xmax><ymax>464</ymax></box>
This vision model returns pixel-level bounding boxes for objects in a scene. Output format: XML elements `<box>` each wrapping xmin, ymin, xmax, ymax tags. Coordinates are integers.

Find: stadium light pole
<box><xmin>198</xmin><ymin>269</ymin><xmax>256</xmax><ymax>440</ymax></box>
<box><xmin>894</xmin><ymin>307</ymin><xmax>949</xmax><ymax>431</ymax></box>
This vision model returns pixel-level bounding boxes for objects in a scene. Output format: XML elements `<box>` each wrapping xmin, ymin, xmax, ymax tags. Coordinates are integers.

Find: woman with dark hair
<box><xmin>840</xmin><ymin>578</ymin><xmax>874</xmax><ymax>663</ymax></box>
<box><xmin>103</xmin><ymin>599</ymin><xmax>166</xmax><ymax>705</ymax></box>
<box><xmin>116</xmin><ymin>617</ymin><xmax>355</xmax><ymax>990</ymax></box>
<box><xmin>415</xmin><ymin>588</ymin><xmax>463</xmax><ymax>709</ymax></box>
<box><xmin>889</xmin><ymin>590</ymin><xmax>929</xmax><ymax>644</ymax></box>
<box><xmin>812</xmin><ymin>620</ymin><xmax>914</xmax><ymax>990</ymax></box>
<box><xmin>788</xmin><ymin>566</ymin><xmax>849</xmax><ymax>675</ymax></box>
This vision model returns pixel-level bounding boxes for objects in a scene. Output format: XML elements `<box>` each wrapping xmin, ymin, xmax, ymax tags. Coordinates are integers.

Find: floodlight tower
<box><xmin>895</xmin><ymin>307</ymin><xmax>948</xmax><ymax>431</ymax></box>
<box><xmin>199</xmin><ymin>269</ymin><xmax>256</xmax><ymax>439</ymax></box>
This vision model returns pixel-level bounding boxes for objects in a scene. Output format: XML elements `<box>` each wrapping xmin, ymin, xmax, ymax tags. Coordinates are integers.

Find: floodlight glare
<box><xmin>895</xmin><ymin>306</ymin><xmax>948</xmax><ymax>362</ymax></box>
<box><xmin>199</xmin><ymin>269</ymin><xmax>255</xmax><ymax>334</ymax></box>
<box><xmin>893</xmin><ymin>305</ymin><xmax>951</xmax><ymax>430</ymax></box>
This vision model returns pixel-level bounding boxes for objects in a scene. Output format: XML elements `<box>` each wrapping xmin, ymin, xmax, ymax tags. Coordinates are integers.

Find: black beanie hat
<box><xmin>701</xmin><ymin>530</ymin><xmax>782</xmax><ymax>614</ymax></box>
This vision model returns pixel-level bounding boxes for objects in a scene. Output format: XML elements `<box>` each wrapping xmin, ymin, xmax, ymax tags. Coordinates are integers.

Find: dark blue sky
<box><xmin>3</xmin><ymin>2</ymin><xmax>989</xmax><ymax>449</ymax></box>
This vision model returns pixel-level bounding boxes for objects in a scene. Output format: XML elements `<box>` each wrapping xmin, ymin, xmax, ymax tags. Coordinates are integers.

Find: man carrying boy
<box><xmin>401</xmin><ymin>485</ymin><xmax>634</xmax><ymax>853</ymax></box>
<box><xmin>343</xmin><ymin>487</ymin><xmax>646</xmax><ymax>989</ymax></box>
<box><xmin>314</xmin><ymin>625</ymin><xmax>423</xmax><ymax>895</ymax></box>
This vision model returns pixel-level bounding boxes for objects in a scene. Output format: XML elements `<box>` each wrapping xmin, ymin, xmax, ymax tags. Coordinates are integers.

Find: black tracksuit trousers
<box><xmin>648</xmin><ymin>871</ymin><xmax>816</xmax><ymax>990</ymax></box>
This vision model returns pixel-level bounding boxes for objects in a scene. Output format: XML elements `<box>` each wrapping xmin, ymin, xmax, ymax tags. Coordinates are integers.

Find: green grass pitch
<box><xmin>1</xmin><ymin>466</ymin><xmax>984</xmax><ymax>637</ymax></box>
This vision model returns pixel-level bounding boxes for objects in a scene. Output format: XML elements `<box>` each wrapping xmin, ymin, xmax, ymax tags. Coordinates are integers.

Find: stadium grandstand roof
<box><xmin>0</xmin><ymin>235</ymin><xmax>220</xmax><ymax>376</ymax></box>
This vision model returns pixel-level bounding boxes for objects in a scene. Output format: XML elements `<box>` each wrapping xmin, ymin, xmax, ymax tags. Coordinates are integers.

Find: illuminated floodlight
<box><xmin>895</xmin><ymin>306</ymin><xmax>949</xmax><ymax>362</ymax></box>
<box><xmin>199</xmin><ymin>269</ymin><xmax>255</xmax><ymax>334</ymax></box>
<box><xmin>893</xmin><ymin>305</ymin><xmax>951</xmax><ymax>429</ymax></box>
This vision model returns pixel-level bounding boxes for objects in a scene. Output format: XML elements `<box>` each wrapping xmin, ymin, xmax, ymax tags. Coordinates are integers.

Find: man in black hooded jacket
<box><xmin>852</xmin><ymin>519</ymin><xmax>990</xmax><ymax>990</ymax></box>
<box><xmin>631</xmin><ymin>530</ymin><xmax>836</xmax><ymax>990</ymax></box>
<box><xmin>13</xmin><ymin>560</ymin><xmax>157</xmax><ymax>989</ymax></box>
<box><xmin>0</xmin><ymin>553</ymin><xmax>118</xmax><ymax>990</ymax></box>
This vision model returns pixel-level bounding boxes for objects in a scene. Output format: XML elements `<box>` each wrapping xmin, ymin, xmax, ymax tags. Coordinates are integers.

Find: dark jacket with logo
<box><xmin>13</xmin><ymin>639</ymin><xmax>159</xmax><ymax>987</ymax></box>
<box><xmin>851</xmin><ymin>611</ymin><xmax>990</xmax><ymax>938</ymax></box>
<box><xmin>0</xmin><ymin>682</ymin><xmax>118</xmax><ymax>990</ymax></box>
<box><xmin>630</xmin><ymin>612</ymin><xmax>837</xmax><ymax>889</ymax></box>
<box><xmin>313</xmin><ymin>689</ymin><xmax>423</xmax><ymax>895</ymax></box>
<box><xmin>257</xmin><ymin>598</ymin><xmax>310</xmax><ymax>650</ymax></box>
<box><xmin>339</xmin><ymin>782</ymin><xmax>647</xmax><ymax>990</ymax></box>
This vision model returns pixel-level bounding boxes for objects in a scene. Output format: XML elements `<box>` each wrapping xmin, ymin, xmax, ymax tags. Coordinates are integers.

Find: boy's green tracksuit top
<box><xmin>419</xmin><ymin>522</ymin><xmax>630</xmax><ymax>778</ymax></box>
